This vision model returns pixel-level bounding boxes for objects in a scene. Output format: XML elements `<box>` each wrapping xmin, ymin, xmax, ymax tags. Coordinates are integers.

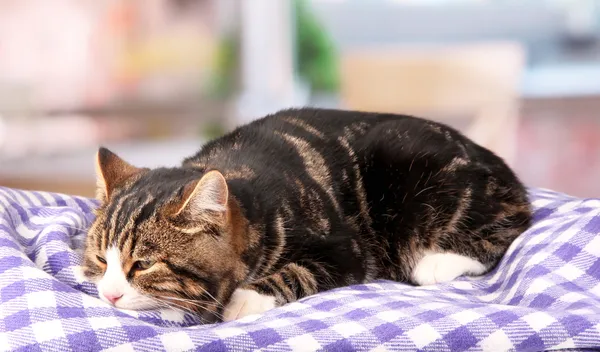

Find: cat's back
<box><xmin>236</xmin><ymin>108</ymin><xmax>384</xmax><ymax>145</ymax></box>
<box><xmin>183</xmin><ymin>108</ymin><xmax>388</xmax><ymax>171</ymax></box>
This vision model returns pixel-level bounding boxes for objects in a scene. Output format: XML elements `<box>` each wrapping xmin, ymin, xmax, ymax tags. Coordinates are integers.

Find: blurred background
<box><xmin>0</xmin><ymin>0</ymin><xmax>599</xmax><ymax>198</ymax></box>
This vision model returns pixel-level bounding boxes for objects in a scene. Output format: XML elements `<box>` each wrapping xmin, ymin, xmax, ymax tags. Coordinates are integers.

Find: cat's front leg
<box><xmin>223</xmin><ymin>262</ymin><xmax>319</xmax><ymax>322</ymax></box>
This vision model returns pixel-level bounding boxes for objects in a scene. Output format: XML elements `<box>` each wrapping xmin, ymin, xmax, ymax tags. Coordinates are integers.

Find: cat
<box><xmin>82</xmin><ymin>108</ymin><xmax>532</xmax><ymax>323</ymax></box>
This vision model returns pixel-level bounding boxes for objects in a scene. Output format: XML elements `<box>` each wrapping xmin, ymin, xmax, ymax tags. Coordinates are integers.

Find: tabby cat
<box><xmin>82</xmin><ymin>108</ymin><xmax>531</xmax><ymax>323</ymax></box>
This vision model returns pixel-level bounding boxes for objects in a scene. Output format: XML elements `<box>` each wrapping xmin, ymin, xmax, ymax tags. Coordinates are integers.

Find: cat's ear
<box><xmin>95</xmin><ymin>147</ymin><xmax>143</xmax><ymax>201</ymax></box>
<box><xmin>173</xmin><ymin>170</ymin><xmax>229</xmax><ymax>219</ymax></box>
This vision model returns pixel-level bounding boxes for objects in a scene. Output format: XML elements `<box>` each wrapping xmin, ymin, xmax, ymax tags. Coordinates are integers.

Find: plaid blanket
<box><xmin>0</xmin><ymin>186</ymin><xmax>599</xmax><ymax>352</ymax></box>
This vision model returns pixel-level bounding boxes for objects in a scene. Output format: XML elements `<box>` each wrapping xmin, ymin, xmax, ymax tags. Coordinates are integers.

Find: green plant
<box><xmin>208</xmin><ymin>32</ymin><xmax>239</xmax><ymax>99</ymax></box>
<box><xmin>201</xmin><ymin>121</ymin><xmax>227</xmax><ymax>141</ymax></box>
<box><xmin>208</xmin><ymin>0</ymin><xmax>339</xmax><ymax>97</ymax></box>
<box><xmin>294</xmin><ymin>0</ymin><xmax>339</xmax><ymax>93</ymax></box>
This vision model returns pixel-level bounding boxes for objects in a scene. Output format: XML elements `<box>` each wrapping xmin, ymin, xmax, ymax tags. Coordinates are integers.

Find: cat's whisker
<box><xmin>195</xmin><ymin>287</ymin><xmax>224</xmax><ymax>309</ymax></box>
<box><xmin>156</xmin><ymin>300</ymin><xmax>191</xmax><ymax>314</ymax></box>
<box><xmin>152</xmin><ymin>299</ymin><xmax>203</xmax><ymax>320</ymax></box>
<box><xmin>166</xmin><ymin>288</ymin><xmax>225</xmax><ymax>311</ymax></box>
<box><xmin>153</xmin><ymin>294</ymin><xmax>225</xmax><ymax>319</ymax></box>
<box><xmin>154</xmin><ymin>298</ymin><xmax>221</xmax><ymax>312</ymax></box>
<box><xmin>148</xmin><ymin>296</ymin><xmax>186</xmax><ymax>311</ymax></box>
<box><xmin>152</xmin><ymin>296</ymin><xmax>224</xmax><ymax>321</ymax></box>
<box><xmin>154</xmin><ymin>295</ymin><xmax>221</xmax><ymax>307</ymax></box>
<box><xmin>122</xmin><ymin>297</ymin><xmax>163</xmax><ymax>310</ymax></box>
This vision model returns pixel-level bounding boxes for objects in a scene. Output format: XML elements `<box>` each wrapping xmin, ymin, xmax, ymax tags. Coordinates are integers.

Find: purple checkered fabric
<box><xmin>0</xmin><ymin>186</ymin><xmax>599</xmax><ymax>351</ymax></box>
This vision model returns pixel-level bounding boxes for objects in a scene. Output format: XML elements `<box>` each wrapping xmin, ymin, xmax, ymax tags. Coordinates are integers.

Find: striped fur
<box><xmin>82</xmin><ymin>108</ymin><xmax>532</xmax><ymax>323</ymax></box>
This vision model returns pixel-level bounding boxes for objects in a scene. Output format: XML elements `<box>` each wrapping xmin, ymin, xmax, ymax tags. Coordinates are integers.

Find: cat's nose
<box><xmin>104</xmin><ymin>293</ymin><xmax>123</xmax><ymax>304</ymax></box>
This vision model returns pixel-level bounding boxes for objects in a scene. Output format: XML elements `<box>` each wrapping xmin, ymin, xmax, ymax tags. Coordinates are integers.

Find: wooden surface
<box><xmin>0</xmin><ymin>177</ymin><xmax>96</xmax><ymax>198</ymax></box>
<box><xmin>0</xmin><ymin>138</ymin><xmax>204</xmax><ymax>198</ymax></box>
<box><xmin>340</xmin><ymin>41</ymin><xmax>525</xmax><ymax>166</ymax></box>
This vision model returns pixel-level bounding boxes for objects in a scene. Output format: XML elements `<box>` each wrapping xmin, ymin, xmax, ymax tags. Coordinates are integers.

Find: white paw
<box><xmin>412</xmin><ymin>252</ymin><xmax>487</xmax><ymax>286</ymax></box>
<box><xmin>223</xmin><ymin>289</ymin><xmax>276</xmax><ymax>322</ymax></box>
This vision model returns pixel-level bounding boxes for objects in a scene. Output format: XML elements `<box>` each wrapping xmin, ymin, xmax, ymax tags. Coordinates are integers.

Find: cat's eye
<box><xmin>132</xmin><ymin>260</ymin><xmax>155</xmax><ymax>271</ymax></box>
<box><xmin>96</xmin><ymin>255</ymin><xmax>106</xmax><ymax>264</ymax></box>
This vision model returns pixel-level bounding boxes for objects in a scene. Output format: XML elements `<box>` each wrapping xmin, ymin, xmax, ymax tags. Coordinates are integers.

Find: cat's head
<box><xmin>82</xmin><ymin>148</ymin><xmax>250</xmax><ymax>322</ymax></box>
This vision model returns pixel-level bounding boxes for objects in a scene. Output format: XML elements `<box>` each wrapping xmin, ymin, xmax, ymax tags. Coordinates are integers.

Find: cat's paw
<box><xmin>223</xmin><ymin>289</ymin><xmax>276</xmax><ymax>322</ymax></box>
<box><xmin>412</xmin><ymin>252</ymin><xmax>486</xmax><ymax>286</ymax></box>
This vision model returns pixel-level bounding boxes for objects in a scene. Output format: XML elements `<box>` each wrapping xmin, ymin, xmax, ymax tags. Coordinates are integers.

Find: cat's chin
<box><xmin>111</xmin><ymin>296</ymin><xmax>159</xmax><ymax>310</ymax></box>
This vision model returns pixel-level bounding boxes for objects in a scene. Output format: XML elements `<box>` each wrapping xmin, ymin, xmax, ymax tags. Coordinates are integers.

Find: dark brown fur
<box><xmin>82</xmin><ymin>108</ymin><xmax>532</xmax><ymax>323</ymax></box>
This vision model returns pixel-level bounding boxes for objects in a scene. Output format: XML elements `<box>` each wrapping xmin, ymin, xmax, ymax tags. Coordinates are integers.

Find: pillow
<box><xmin>0</xmin><ymin>187</ymin><xmax>598</xmax><ymax>351</ymax></box>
